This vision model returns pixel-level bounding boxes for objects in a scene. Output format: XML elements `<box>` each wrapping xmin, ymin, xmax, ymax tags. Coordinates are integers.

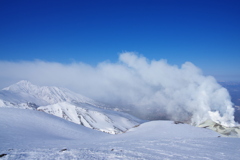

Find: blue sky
<box><xmin>0</xmin><ymin>0</ymin><xmax>240</xmax><ymax>81</ymax></box>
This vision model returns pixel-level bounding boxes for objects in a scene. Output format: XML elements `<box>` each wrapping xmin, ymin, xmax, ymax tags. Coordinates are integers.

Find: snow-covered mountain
<box><xmin>0</xmin><ymin>80</ymin><xmax>103</xmax><ymax>107</ymax></box>
<box><xmin>0</xmin><ymin>80</ymin><xmax>143</xmax><ymax>134</ymax></box>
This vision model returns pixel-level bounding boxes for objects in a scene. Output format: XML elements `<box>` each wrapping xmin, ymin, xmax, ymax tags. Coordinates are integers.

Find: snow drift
<box><xmin>0</xmin><ymin>52</ymin><xmax>236</xmax><ymax>127</ymax></box>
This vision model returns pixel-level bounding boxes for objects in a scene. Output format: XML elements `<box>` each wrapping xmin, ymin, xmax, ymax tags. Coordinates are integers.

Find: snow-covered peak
<box><xmin>0</xmin><ymin>80</ymin><xmax>102</xmax><ymax>107</ymax></box>
<box><xmin>3</xmin><ymin>80</ymin><xmax>38</xmax><ymax>92</ymax></box>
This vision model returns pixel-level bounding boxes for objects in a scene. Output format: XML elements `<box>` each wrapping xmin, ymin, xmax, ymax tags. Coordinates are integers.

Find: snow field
<box><xmin>1</xmin><ymin>108</ymin><xmax>240</xmax><ymax>159</ymax></box>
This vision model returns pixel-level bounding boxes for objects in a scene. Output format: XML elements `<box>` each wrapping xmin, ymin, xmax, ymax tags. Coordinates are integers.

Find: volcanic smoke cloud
<box><xmin>0</xmin><ymin>52</ymin><xmax>236</xmax><ymax>126</ymax></box>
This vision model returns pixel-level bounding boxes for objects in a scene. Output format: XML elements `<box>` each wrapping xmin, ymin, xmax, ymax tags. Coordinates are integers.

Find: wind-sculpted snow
<box><xmin>1</xmin><ymin>107</ymin><xmax>240</xmax><ymax>160</ymax></box>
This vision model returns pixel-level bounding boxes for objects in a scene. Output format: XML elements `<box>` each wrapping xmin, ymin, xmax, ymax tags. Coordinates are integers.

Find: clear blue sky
<box><xmin>0</xmin><ymin>0</ymin><xmax>240</xmax><ymax>81</ymax></box>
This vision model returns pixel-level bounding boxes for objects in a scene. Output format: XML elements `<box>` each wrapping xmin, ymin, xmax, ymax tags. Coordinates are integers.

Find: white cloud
<box><xmin>0</xmin><ymin>52</ymin><xmax>235</xmax><ymax>126</ymax></box>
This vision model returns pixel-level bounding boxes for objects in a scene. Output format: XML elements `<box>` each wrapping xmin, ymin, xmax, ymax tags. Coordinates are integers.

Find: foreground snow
<box><xmin>1</xmin><ymin>108</ymin><xmax>240</xmax><ymax>160</ymax></box>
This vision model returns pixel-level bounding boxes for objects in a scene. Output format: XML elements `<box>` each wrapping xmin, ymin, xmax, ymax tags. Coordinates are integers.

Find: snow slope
<box><xmin>37</xmin><ymin>102</ymin><xmax>142</xmax><ymax>134</ymax></box>
<box><xmin>0</xmin><ymin>108</ymin><xmax>108</xmax><ymax>150</ymax></box>
<box><xmin>118</xmin><ymin>121</ymin><xmax>221</xmax><ymax>139</ymax></box>
<box><xmin>1</xmin><ymin>107</ymin><xmax>240</xmax><ymax>160</ymax></box>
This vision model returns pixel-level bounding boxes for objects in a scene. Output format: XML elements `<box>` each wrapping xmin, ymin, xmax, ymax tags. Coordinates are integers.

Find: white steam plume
<box><xmin>0</xmin><ymin>52</ymin><xmax>235</xmax><ymax>126</ymax></box>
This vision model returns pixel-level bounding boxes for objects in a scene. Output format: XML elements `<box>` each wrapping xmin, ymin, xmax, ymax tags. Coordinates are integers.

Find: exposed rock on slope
<box><xmin>198</xmin><ymin>119</ymin><xmax>240</xmax><ymax>137</ymax></box>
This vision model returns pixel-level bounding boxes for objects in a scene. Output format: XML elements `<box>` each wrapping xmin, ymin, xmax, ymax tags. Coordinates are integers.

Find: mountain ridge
<box><xmin>1</xmin><ymin>80</ymin><xmax>102</xmax><ymax>107</ymax></box>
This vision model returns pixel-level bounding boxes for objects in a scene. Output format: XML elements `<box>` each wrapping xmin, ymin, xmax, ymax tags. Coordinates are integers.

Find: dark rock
<box><xmin>59</xmin><ymin>149</ymin><xmax>67</xmax><ymax>152</ymax></box>
<box><xmin>174</xmin><ymin>121</ymin><xmax>184</xmax><ymax>124</ymax></box>
<box><xmin>0</xmin><ymin>154</ymin><xmax>7</xmax><ymax>158</ymax></box>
